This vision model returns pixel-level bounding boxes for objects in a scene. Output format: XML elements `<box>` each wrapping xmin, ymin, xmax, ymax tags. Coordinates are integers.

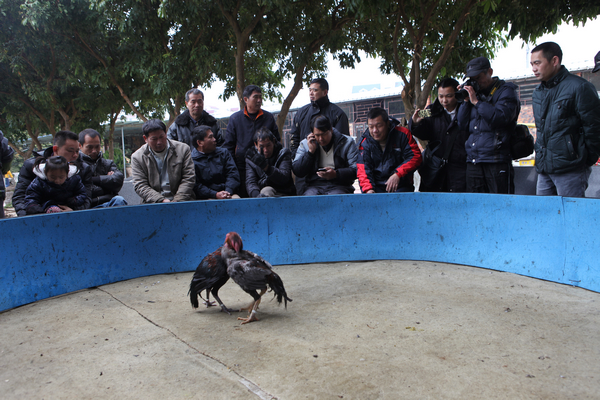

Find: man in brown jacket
<box><xmin>131</xmin><ymin>119</ymin><xmax>195</xmax><ymax>203</ymax></box>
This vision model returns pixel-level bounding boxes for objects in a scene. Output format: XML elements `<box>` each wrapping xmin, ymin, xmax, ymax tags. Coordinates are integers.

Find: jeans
<box><xmin>536</xmin><ymin>167</ymin><xmax>591</xmax><ymax>197</ymax></box>
<box><xmin>94</xmin><ymin>196</ymin><xmax>128</xmax><ymax>208</ymax></box>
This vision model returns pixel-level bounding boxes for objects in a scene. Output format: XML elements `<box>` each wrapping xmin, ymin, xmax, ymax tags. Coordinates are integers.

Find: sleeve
<box><xmin>357</xmin><ymin>137</ymin><xmax>375</xmax><ymax>193</ymax></box>
<box><xmin>475</xmin><ymin>86</ymin><xmax>520</xmax><ymax>129</ymax></box>
<box><xmin>131</xmin><ymin>152</ymin><xmax>165</xmax><ymax>203</ymax></box>
<box><xmin>173</xmin><ymin>146</ymin><xmax>196</xmax><ymax>202</ymax></box>
<box><xmin>68</xmin><ymin>175</ymin><xmax>91</xmax><ymax>210</ymax></box>
<box><xmin>577</xmin><ymin>82</ymin><xmax>600</xmax><ymax>157</ymax></box>
<box><xmin>289</xmin><ymin>111</ymin><xmax>302</xmax><ymax>157</ymax></box>
<box><xmin>335</xmin><ymin>138</ymin><xmax>358</xmax><ymax>185</ymax></box>
<box><xmin>245</xmin><ymin>159</ymin><xmax>261</xmax><ymax>198</ymax></box>
<box><xmin>213</xmin><ymin>123</ymin><xmax>224</xmax><ymax>147</ymax></box>
<box><xmin>333</xmin><ymin>110</ymin><xmax>350</xmax><ymax>136</ymax></box>
<box><xmin>167</xmin><ymin>122</ymin><xmax>178</xmax><ymax>141</ymax></box>
<box><xmin>13</xmin><ymin>160</ymin><xmax>37</xmax><ymax>216</ymax></box>
<box><xmin>265</xmin><ymin>151</ymin><xmax>293</xmax><ymax>187</ymax></box>
<box><xmin>24</xmin><ymin>178</ymin><xmax>45</xmax><ymax>215</ymax></box>
<box><xmin>1</xmin><ymin>137</ymin><xmax>15</xmax><ymax>175</ymax></box>
<box><xmin>394</xmin><ymin>127</ymin><xmax>422</xmax><ymax>178</ymax></box>
<box><xmin>223</xmin><ymin>116</ymin><xmax>237</xmax><ymax>158</ymax></box>
<box><xmin>269</xmin><ymin>116</ymin><xmax>281</xmax><ymax>143</ymax></box>
<box><xmin>224</xmin><ymin>150</ymin><xmax>240</xmax><ymax>195</ymax></box>
<box><xmin>457</xmin><ymin>101</ymin><xmax>473</xmax><ymax>133</ymax></box>
<box><xmin>193</xmin><ymin>164</ymin><xmax>218</xmax><ymax>200</ymax></box>
<box><xmin>408</xmin><ymin>114</ymin><xmax>435</xmax><ymax>141</ymax></box>
<box><xmin>291</xmin><ymin>141</ymin><xmax>316</xmax><ymax>178</ymax></box>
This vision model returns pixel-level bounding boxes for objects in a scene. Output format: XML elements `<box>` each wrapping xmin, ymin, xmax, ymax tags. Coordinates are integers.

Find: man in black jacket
<box><xmin>167</xmin><ymin>88</ymin><xmax>223</xmax><ymax>148</ymax></box>
<box><xmin>245</xmin><ymin>127</ymin><xmax>295</xmax><ymax>197</ymax></box>
<box><xmin>13</xmin><ymin>130</ymin><xmax>93</xmax><ymax>217</ymax></box>
<box><xmin>289</xmin><ymin>78</ymin><xmax>349</xmax><ymax>158</ymax></box>
<box><xmin>409</xmin><ymin>78</ymin><xmax>469</xmax><ymax>192</ymax></box>
<box><xmin>78</xmin><ymin>129</ymin><xmax>127</xmax><ymax>207</ymax></box>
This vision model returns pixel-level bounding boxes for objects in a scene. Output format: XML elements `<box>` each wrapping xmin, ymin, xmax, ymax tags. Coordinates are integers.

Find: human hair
<box><xmin>253</xmin><ymin>127</ymin><xmax>277</xmax><ymax>144</ymax></box>
<box><xmin>531</xmin><ymin>42</ymin><xmax>563</xmax><ymax>64</ymax></box>
<box><xmin>437</xmin><ymin>78</ymin><xmax>459</xmax><ymax>91</ymax></box>
<box><xmin>78</xmin><ymin>129</ymin><xmax>101</xmax><ymax>145</ymax></box>
<box><xmin>310</xmin><ymin>115</ymin><xmax>333</xmax><ymax>132</ymax></box>
<box><xmin>192</xmin><ymin>125</ymin><xmax>213</xmax><ymax>147</ymax></box>
<box><xmin>54</xmin><ymin>130</ymin><xmax>79</xmax><ymax>148</ymax></box>
<box><xmin>242</xmin><ymin>85</ymin><xmax>261</xmax><ymax>99</ymax></box>
<box><xmin>142</xmin><ymin>119</ymin><xmax>167</xmax><ymax>137</ymax></box>
<box><xmin>366</xmin><ymin>107</ymin><xmax>389</xmax><ymax>122</ymax></box>
<box><xmin>35</xmin><ymin>155</ymin><xmax>69</xmax><ymax>176</ymax></box>
<box><xmin>185</xmin><ymin>88</ymin><xmax>204</xmax><ymax>102</ymax></box>
<box><xmin>309</xmin><ymin>78</ymin><xmax>329</xmax><ymax>91</ymax></box>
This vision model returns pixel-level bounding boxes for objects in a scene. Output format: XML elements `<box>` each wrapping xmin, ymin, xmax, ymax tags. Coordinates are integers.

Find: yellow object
<box><xmin>518</xmin><ymin>159</ymin><xmax>535</xmax><ymax>166</ymax></box>
<box><xmin>4</xmin><ymin>171</ymin><xmax>13</xmax><ymax>178</ymax></box>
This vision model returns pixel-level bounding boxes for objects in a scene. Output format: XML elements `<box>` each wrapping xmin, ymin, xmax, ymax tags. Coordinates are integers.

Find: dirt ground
<box><xmin>1</xmin><ymin>260</ymin><xmax>599</xmax><ymax>399</ymax></box>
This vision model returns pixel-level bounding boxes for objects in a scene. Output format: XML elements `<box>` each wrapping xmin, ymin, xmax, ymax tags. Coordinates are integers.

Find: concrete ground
<box><xmin>1</xmin><ymin>260</ymin><xmax>599</xmax><ymax>399</ymax></box>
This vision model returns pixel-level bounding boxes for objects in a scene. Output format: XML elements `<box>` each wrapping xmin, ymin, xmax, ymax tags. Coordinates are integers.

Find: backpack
<box><xmin>510</xmin><ymin>124</ymin><xmax>535</xmax><ymax>160</ymax></box>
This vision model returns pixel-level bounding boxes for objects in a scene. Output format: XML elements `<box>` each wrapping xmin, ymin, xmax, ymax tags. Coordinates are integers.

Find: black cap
<box><xmin>465</xmin><ymin>56</ymin><xmax>491</xmax><ymax>78</ymax></box>
<box><xmin>593</xmin><ymin>51</ymin><xmax>600</xmax><ymax>73</ymax></box>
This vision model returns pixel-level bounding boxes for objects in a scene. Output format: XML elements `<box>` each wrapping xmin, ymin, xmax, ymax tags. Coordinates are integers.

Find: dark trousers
<box><xmin>466</xmin><ymin>162</ymin><xmax>514</xmax><ymax>194</ymax></box>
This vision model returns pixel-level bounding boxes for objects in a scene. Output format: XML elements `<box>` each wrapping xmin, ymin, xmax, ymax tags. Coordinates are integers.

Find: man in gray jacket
<box><xmin>531</xmin><ymin>42</ymin><xmax>600</xmax><ymax>197</ymax></box>
<box><xmin>131</xmin><ymin>119</ymin><xmax>195</xmax><ymax>203</ymax></box>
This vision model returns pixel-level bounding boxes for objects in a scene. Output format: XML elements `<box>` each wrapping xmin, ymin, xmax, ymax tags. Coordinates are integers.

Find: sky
<box><xmin>201</xmin><ymin>18</ymin><xmax>600</xmax><ymax>119</ymax></box>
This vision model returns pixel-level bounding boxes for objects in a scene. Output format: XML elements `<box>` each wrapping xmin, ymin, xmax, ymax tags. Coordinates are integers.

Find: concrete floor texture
<box><xmin>1</xmin><ymin>260</ymin><xmax>599</xmax><ymax>399</ymax></box>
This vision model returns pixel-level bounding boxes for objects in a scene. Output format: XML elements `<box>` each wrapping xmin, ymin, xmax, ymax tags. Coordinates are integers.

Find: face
<box><xmin>256</xmin><ymin>139</ymin><xmax>274</xmax><ymax>159</ymax></box>
<box><xmin>244</xmin><ymin>91</ymin><xmax>262</xmax><ymax>113</ymax></box>
<box><xmin>469</xmin><ymin>69</ymin><xmax>494</xmax><ymax>90</ymax></box>
<box><xmin>367</xmin><ymin>116</ymin><xmax>389</xmax><ymax>144</ymax></box>
<box><xmin>530</xmin><ymin>51</ymin><xmax>560</xmax><ymax>82</ymax></box>
<box><xmin>198</xmin><ymin>130</ymin><xmax>217</xmax><ymax>153</ymax></box>
<box><xmin>80</xmin><ymin>135</ymin><xmax>101</xmax><ymax>160</ymax></box>
<box><xmin>309</xmin><ymin>83</ymin><xmax>327</xmax><ymax>102</ymax></box>
<box><xmin>47</xmin><ymin>169</ymin><xmax>67</xmax><ymax>186</ymax></box>
<box><xmin>437</xmin><ymin>86</ymin><xmax>458</xmax><ymax>112</ymax></box>
<box><xmin>186</xmin><ymin>93</ymin><xmax>204</xmax><ymax>119</ymax></box>
<box><xmin>312</xmin><ymin>128</ymin><xmax>332</xmax><ymax>147</ymax></box>
<box><xmin>54</xmin><ymin>139</ymin><xmax>80</xmax><ymax>163</ymax></box>
<box><xmin>144</xmin><ymin>130</ymin><xmax>168</xmax><ymax>153</ymax></box>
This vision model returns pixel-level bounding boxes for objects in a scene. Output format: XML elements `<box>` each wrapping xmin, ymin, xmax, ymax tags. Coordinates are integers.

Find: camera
<box><xmin>455</xmin><ymin>79</ymin><xmax>479</xmax><ymax>102</ymax></box>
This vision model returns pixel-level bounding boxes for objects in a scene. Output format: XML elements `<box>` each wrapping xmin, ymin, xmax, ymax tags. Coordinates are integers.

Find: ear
<box><xmin>143</xmin><ymin>135</ymin><xmax>148</xmax><ymax>144</ymax></box>
<box><xmin>52</xmin><ymin>145</ymin><xmax>59</xmax><ymax>154</ymax></box>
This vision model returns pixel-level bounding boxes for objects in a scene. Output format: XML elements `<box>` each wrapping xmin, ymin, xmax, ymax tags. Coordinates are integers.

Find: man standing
<box><xmin>289</xmin><ymin>78</ymin><xmax>350</xmax><ymax>157</ymax></box>
<box><xmin>167</xmin><ymin>88</ymin><xmax>223</xmax><ymax>148</ymax></box>
<box><xmin>293</xmin><ymin>115</ymin><xmax>357</xmax><ymax>195</ymax></box>
<box><xmin>224</xmin><ymin>85</ymin><xmax>280</xmax><ymax>197</ymax></box>
<box><xmin>457</xmin><ymin>56</ymin><xmax>520</xmax><ymax>194</ymax></box>
<box><xmin>191</xmin><ymin>125</ymin><xmax>240</xmax><ymax>200</ymax></box>
<box><xmin>245</xmin><ymin>127</ymin><xmax>295</xmax><ymax>197</ymax></box>
<box><xmin>409</xmin><ymin>78</ymin><xmax>469</xmax><ymax>192</ymax></box>
<box><xmin>530</xmin><ymin>42</ymin><xmax>600</xmax><ymax>197</ymax></box>
<box><xmin>0</xmin><ymin>130</ymin><xmax>15</xmax><ymax>219</ymax></box>
<box><xmin>131</xmin><ymin>119</ymin><xmax>195</xmax><ymax>203</ymax></box>
<box><xmin>358</xmin><ymin>107</ymin><xmax>422</xmax><ymax>193</ymax></box>
<box><xmin>78</xmin><ymin>129</ymin><xmax>127</xmax><ymax>207</ymax></box>
<box><xmin>12</xmin><ymin>130</ymin><xmax>93</xmax><ymax>216</ymax></box>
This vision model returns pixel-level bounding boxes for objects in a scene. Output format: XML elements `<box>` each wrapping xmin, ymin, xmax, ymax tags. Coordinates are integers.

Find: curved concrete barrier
<box><xmin>1</xmin><ymin>193</ymin><xmax>598</xmax><ymax>311</ymax></box>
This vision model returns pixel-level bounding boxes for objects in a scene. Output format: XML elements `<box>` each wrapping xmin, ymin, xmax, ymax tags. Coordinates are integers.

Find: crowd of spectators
<box><xmin>2</xmin><ymin>42</ymin><xmax>599</xmax><ymax>218</ymax></box>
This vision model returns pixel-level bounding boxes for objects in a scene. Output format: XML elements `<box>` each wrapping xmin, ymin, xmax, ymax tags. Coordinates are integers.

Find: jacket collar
<box><xmin>244</xmin><ymin>107</ymin><xmax>264</xmax><ymax>120</ymax></box>
<box><xmin>312</xmin><ymin>95</ymin><xmax>331</xmax><ymax>109</ymax></box>
<box><xmin>79</xmin><ymin>151</ymin><xmax>103</xmax><ymax>164</ymax></box>
<box><xmin>542</xmin><ymin>65</ymin><xmax>569</xmax><ymax>89</ymax></box>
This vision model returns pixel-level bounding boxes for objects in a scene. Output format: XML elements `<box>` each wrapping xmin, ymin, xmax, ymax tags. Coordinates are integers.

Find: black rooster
<box><xmin>189</xmin><ymin>247</ymin><xmax>237</xmax><ymax>314</ymax></box>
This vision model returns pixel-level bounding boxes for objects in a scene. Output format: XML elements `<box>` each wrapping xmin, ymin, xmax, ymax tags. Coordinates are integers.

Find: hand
<box><xmin>412</xmin><ymin>109</ymin><xmax>423</xmax><ymax>125</ymax></box>
<box><xmin>107</xmin><ymin>171</ymin><xmax>115</xmax><ymax>176</ymax></box>
<box><xmin>58</xmin><ymin>205</ymin><xmax>73</xmax><ymax>212</ymax></box>
<box><xmin>366</xmin><ymin>189</ymin><xmax>376</xmax><ymax>194</ymax></box>
<box><xmin>307</xmin><ymin>133</ymin><xmax>318</xmax><ymax>154</ymax></box>
<box><xmin>162</xmin><ymin>199</ymin><xmax>171</xmax><ymax>203</ymax></box>
<box><xmin>46</xmin><ymin>206</ymin><xmax>62</xmax><ymax>213</ymax></box>
<box><xmin>460</xmin><ymin>84</ymin><xmax>478</xmax><ymax>105</ymax></box>
<box><xmin>385</xmin><ymin>173</ymin><xmax>400</xmax><ymax>193</ymax></box>
<box><xmin>245</xmin><ymin>147</ymin><xmax>268</xmax><ymax>170</ymax></box>
<box><xmin>216</xmin><ymin>191</ymin><xmax>232</xmax><ymax>199</ymax></box>
<box><xmin>317</xmin><ymin>167</ymin><xmax>336</xmax><ymax>180</ymax></box>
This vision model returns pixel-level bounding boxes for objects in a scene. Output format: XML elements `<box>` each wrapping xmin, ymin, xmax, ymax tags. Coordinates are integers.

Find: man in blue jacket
<box><xmin>531</xmin><ymin>42</ymin><xmax>600</xmax><ymax>197</ymax></box>
<box><xmin>458</xmin><ymin>56</ymin><xmax>520</xmax><ymax>194</ymax></box>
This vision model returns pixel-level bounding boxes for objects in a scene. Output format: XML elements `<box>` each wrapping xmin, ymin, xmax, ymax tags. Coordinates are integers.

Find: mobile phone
<box><xmin>418</xmin><ymin>109</ymin><xmax>431</xmax><ymax>118</ymax></box>
<box><xmin>317</xmin><ymin>168</ymin><xmax>327</xmax><ymax>172</ymax></box>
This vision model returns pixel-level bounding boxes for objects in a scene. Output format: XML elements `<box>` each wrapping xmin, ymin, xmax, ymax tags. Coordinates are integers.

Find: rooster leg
<box><xmin>202</xmin><ymin>289</ymin><xmax>216</xmax><ymax>307</ymax></box>
<box><xmin>238</xmin><ymin>289</ymin><xmax>267</xmax><ymax>324</ymax></box>
<box><xmin>211</xmin><ymin>291</ymin><xmax>238</xmax><ymax>315</ymax></box>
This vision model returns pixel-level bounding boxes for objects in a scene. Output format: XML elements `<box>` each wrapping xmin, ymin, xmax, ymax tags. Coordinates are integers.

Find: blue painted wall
<box><xmin>0</xmin><ymin>193</ymin><xmax>597</xmax><ymax>312</ymax></box>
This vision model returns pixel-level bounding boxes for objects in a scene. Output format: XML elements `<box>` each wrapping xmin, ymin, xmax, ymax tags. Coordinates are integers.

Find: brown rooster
<box><xmin>189</xmin><ymin>247</ymin><xmax>237</xmax><ymax>314</ymax></box>
<box><xmin>221</xmin><ymin>232</ymin><xmax>292</xmax><ymax>324</ymax></box>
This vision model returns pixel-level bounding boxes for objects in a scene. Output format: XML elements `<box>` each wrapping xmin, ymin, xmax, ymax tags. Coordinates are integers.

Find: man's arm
<box><xmin>265</xmin><ymin>151</ymin><xmax>293</xmax><ymax>186</ymax></box>
<box><xmin>223</xmin><ymin>116</ymin><xmax>238</xmax><ymax>158</ymax></box>
<box><xmin>173</xmin><ymin>146</ymin><xmax>196</xmax><ymax>202</ymax></box>
<box><xmin>291</xmin><ymin>141</ymin><xmax>315</xmax><ymax>178</ymax></box>
<box><xmin>475</xmin><ymin>86</ymin><xmax>520</xmax><ymax>129</ymax></box>
<box><xmin>13</xmin><ymin>160</ymin><xmax>37</xmax><ymax>216</ymax></box>
<box><xmin>394</xmin><ymin>126</ymin><xmax>423</xmax><ymax>178</ymax></box>
<box><xmin>95</xmin><ymin>159</ymin><xmax>125</xmax><ymax>194</ymax></box>
<box><xmin>245</xmin><ymin>159</ymin><xmax>262</xmax><ymax>198</ymax></box>
<box><xmin>223</xmin><ymin>150</ymin><xmax>240</xmax><ymax>195</ymax></box>
<box><xmin>333</xmin><ymin>109</ymin><xmax>350</xmax><ymax>136</ymax></box>
<box><xmin>357</xmin><ymin>138</ymin><xmax>376</xmax><ymax>193</ymax></box>
<box><xmin>577</xmin><ymin>82</ymin><xmax>600</xmax><ymax>157</ymax></box>
<box><xmin>335</xmin><ymin>138</ymin><xmax>358</xmax><ymax>185</ymax></box>
<box><xmin>131</xmin><ymin>153</ymin><xmax>165</xmax><ymax>203</ymax></box>
<box><xmin>167</xmin><ymin>122</ymin><xmax>179</xmax><ymax>142</ymax></box>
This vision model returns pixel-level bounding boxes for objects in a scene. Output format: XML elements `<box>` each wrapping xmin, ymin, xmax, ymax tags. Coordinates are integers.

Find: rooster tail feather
<box><xmin>189</xmin><ymin>281</ymin><xmax>200</xmax><ymax>309</ymax></box>
<box><xmin>268</xmin><ymin>273</ymin><xmax>292</xmax><ymax>309</ymax></box>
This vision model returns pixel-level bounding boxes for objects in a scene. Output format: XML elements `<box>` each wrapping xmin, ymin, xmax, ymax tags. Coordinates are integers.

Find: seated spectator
<box><xmin>13</xmin><ymin>130</ymin><xmax>93</xmax><ymax>217</ymax></box>
<box><xmin>292</xmin><ymin>115</ymin><xmax>358</xmax><ymax>196</ymax></box>
<box><xmin>191</xmin><ymin>125</ymin><xmax>240</xmax><ymax>200</ymax></box>
<box><xmin>24</xmin><ymin>156</ymin><xmax>90</xmax><ymax>214</ymax></box>
<box><xmin>78</xmin><ymin>129</ymin><xmax>127</xmax><ymax>207</ymax></box>
<box><xmin>1</xmin><ymin>130</ymin><xmax>15</xmax><ymax>219</ymax></box>
<box><xmin>131</xmin><ymin>119</ymin><xmax>195</xmax><ymax>203</ymax></box>
<box><xmin>409</xmin><ymin>78</ymin><xmax>469</xmax><ymax>192</ymax></box>
<box><xmin>358</xmin><ymin>107</ymin><xmax>422</xmax><ymax>193</ymax></box>
<box><xmin>245</xmin><ymin>127</ymin><xmax>295</xmax><ymax>198</ymax></box>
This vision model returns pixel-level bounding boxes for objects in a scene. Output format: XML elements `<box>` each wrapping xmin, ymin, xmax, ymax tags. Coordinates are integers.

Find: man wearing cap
<box><xmin>457</xmin><ymin>56</ymin><xmax>520</xmax><ymax>193</ymax></box>
<box><xmin>530</xmin><ymin>42</ymin><xmax>600</xmax><ymax>197</ymax></box>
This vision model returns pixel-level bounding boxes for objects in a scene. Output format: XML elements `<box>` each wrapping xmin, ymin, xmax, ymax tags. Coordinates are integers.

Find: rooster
<box><xmin>221</xmin><ymin>232</ymin><xmax>292</xmax><ymax>324</ymax></box>
<box><xmin>189</xmin><ymin>247</ymin><xmax>237</xmax><ymax>314</ymax></box>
